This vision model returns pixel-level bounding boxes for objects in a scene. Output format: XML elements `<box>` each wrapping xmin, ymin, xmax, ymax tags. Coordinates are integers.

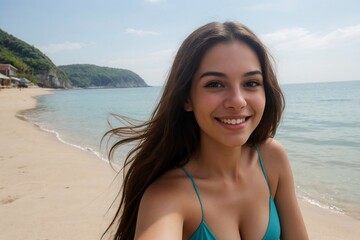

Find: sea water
<box><xmin>24</xmin><ymin>81</ymin><xmax>360</xmax><ymax>220</ymax></box>
<box><xmin>277</xmin><ymin>81</ymin><xmax>360</xmax><ymax>219</ymax></box>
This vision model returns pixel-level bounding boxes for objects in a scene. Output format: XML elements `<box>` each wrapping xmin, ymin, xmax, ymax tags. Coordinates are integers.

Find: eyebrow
<box><xmin>199</xmin><ymin>70</ymin><xmax>262</xmax><ymax>79</ymax></box>
<box><xmin>243</xmin><ymin>70</ymin><xmax>263</xmax><ymax>77</ymax></box>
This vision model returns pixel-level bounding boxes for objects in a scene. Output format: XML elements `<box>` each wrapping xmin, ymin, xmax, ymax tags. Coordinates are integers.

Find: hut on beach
<box><xmin>0</xmin><ymin>64</ymin><xmax>18</xmax><ymax>88</ymax></box>
<box><xmin>0</xmin><ymin>64</ymin><xmax>18</xmax><ymax>77</ymax></box>
<box><xmin>0</xmin><ymin>72</ymin><xmax>10</xmax><ymax>88</ymax></box>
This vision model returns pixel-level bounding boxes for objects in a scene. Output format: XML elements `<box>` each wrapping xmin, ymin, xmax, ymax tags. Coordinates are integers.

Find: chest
<box><xmin>184</xmin><ymin>170</ymin><xmax>273</xmax><ymax>239</ymax></box>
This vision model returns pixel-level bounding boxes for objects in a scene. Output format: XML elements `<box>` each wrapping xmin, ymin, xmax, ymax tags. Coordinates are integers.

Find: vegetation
<box><xmin>0</xmin><ymin>28</ymin><xmax>69</xmax><ymax>85</ymax></box>
<box><xmin>59</xmin><ymin>64</ymin><xmax>148</xmax><ymax>88</ymax></box>
<box><xmin>0</xmin><ymin>28</ymin><xmax>147</xmax><ymax>88</ymax></box>
<box><xmin>17</xmin><ymin>72</ymin><xmax>37</xmax><ymax>83</ymax></box>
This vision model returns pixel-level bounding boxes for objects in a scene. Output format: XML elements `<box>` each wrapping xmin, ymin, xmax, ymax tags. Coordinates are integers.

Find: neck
<box><xmin>191</xmin><ymin>136</ymin><xmax>252</xmax><ymax>179</ymax></box>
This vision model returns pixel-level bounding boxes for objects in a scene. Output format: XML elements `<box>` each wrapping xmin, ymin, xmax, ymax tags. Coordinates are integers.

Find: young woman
<box><xmin>104</xmin><ymin>21</ymin><xmax>308</xmax><ymax>240</ymax></box>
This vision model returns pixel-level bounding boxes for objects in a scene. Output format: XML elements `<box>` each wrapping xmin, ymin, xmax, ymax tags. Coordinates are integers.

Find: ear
<box><xmin>184</xmin><ymin>97</ymin><xmax>193</xmax><ymax>112</ymax></box>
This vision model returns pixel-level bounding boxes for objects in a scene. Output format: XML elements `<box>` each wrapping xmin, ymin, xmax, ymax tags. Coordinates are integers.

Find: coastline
<box><xmin>0</xmin><ymin>88</ymin><xmax>119</xmax><ymax>240</ymax></box>
<box><xmin>0</xmin><ymin>87</ymin><xmax>359</xmax><ymax>239</ymax></box>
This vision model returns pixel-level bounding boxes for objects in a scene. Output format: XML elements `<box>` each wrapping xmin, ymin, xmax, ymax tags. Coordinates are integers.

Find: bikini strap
<box><xmin>255</xmin><ymin>145</ymin><xmax>271</xmax><ymax>192</ymax></box>
<box><xmin>181</xmin><ymin>166</ymin><xmax>205</xmax><ymax>220</ymax></box>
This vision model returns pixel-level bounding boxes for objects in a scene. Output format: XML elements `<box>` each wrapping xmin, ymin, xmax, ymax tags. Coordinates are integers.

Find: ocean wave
<box><xmin>319</xmin><ymin>98</ymin><xmax>352</xmax><ymax>102</ymax></box>
<box><xmin>18</xmin><ymin>112</ymin><xmax>110</xmax><ymax>164</ymax></box>
<box><xmin>296</xmin><ymin>186</ymin><xmax>344</xmax><ymax>215</ymax></box>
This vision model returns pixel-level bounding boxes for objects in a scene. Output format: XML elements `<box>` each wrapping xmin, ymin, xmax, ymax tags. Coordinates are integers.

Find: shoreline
<box><xmin>0</xmin><ymin>88</ymin><xmax>119</xmax><ymax>240</ymax></box>
<box><xmin>17</xmin><ymin>111</ymin><xmax>110</xmax><ymax>164</ymax></box>
<box><xmin>0</xmin><ymin>87</ymin><xmax>359</xmax><ymax>239</ymax></box>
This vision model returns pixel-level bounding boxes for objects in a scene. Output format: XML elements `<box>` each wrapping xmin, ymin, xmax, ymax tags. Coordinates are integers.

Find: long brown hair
<box><xmin>102</xmin><ymin>21</ymin><xmax>285</xmax><ymax>239</ymax></box>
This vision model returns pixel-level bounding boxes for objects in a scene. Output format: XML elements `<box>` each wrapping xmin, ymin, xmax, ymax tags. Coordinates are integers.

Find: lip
<box><xmin>215</xmin><ymin>116</ymin><xmax>250</xmax><ymax>130</ymax></box>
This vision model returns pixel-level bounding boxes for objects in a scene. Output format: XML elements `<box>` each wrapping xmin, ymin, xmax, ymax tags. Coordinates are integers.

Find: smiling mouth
<box><xmin>216</xmin><ymin>117</ymin><xmax>249</xmax><ymax>125</ymax></box>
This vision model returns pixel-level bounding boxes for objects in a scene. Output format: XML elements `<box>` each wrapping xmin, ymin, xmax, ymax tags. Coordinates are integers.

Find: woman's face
<box><xmin>185</xmin><ymin>41</ymin><xmax>266</xmax><ymax>148</ymax></box>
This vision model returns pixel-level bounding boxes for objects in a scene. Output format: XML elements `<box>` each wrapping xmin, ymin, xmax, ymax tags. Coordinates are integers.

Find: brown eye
<box><xmin>244</xmin><ymin>80</ymin><xmax>261</xmax><ymax>88</ymax></box>
<box><xmin>205</xmin><ymin>81</ymin><xmax>224</xmax><ymax>88</ymax></box>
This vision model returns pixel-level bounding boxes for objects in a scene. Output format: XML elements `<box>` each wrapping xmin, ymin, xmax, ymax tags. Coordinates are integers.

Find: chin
<box><xmin>222</xmin><ymin>137</ymin><xmax>250</xmax><ymax>148</ymax></box>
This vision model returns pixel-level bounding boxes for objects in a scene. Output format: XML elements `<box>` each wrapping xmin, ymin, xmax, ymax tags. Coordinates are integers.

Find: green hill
<box><xmin>58</xmin><ymin>64</ymin><xmax>148</xmax><ymax>88</ymax></box>
<box><xmin>0</xmin><ymin>28</ymin><xmax>70</xmax><ymax>88</ymax></box>
<box><xmin>0</xmin><ymin>28</ymin><xmax>148</xmax><ymax>88</ymax></box>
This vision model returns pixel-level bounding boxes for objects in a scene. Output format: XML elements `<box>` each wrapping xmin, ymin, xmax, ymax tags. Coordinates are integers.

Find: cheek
<box><xmin>248</xmin><ymin>92</ymin><xmax>266</xmax><ymax>115</ymax></box>
<box><xmin>191</xmin><ymin>90</ymin><xmax>220</xmax><ymax>111</ymax></box>
<box><xmin>191</xmin><ymin>94</ymin><xmax>221</xmax><ymax>127</ymax></box>
<box><xmin>258</xmin><ymin>95</ymin><xmax>266</xmax><ymax>112</ymax></box>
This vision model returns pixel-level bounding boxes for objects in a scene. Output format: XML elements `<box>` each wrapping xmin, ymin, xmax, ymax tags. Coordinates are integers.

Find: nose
<box><xmin>224</xmin><ymin>87</ymin><xmax>247</xmax><ymax>110</ymax></box>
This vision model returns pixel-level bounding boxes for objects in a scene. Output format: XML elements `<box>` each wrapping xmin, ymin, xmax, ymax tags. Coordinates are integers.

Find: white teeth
<box><xmin>219</xmin><ymin>118</ymin><xmax>245</xmax><ymax>125</ymax></box>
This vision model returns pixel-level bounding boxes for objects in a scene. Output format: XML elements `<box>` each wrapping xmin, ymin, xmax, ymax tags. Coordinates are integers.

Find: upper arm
<box><xmin>262</xmin><ymin>139</ymin><xmax>309</xmax><ymax>240</ymax></box>
<box><xmin>134</xmin><ymin>181</ymin><xmax>184</xmax><ymax>240</ymax></box>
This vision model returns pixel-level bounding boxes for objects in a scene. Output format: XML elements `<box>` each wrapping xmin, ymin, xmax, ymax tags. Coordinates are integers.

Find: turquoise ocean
<box><xmin>23</xmin><ymin>81</ymin><xmax>360</xmax><ymax>220</ymax></box>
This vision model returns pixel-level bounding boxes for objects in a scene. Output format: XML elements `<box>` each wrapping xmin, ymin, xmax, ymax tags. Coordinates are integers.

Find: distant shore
<box><xmin>0</xmin><ymin>87</ymin><xmax>359</xmax><ymax>239</ymax></box>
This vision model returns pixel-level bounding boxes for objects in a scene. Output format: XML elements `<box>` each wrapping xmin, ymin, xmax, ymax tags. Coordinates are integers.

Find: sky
<box><xmin>1</xmin><ymin>0</ymin><xmax>360</xmax><ymax>86</ymax></box>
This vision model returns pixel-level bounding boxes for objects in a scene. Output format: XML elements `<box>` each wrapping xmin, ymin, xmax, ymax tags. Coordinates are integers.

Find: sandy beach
<box><xmin>0</xmin><ymin>87</ymin><xmax>359</xmax><ymax>239</ymax></box>
<box><xmin>0</xmin><ymin>88</ymin><xmax>119</xmax><ymax>240</ymax></box>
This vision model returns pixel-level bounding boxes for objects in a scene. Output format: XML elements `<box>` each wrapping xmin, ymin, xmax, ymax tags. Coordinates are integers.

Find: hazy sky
<box><xmin>1</xmin><ymin>0</ymin><xmax>360</xmax><ymax>86</ymax></box>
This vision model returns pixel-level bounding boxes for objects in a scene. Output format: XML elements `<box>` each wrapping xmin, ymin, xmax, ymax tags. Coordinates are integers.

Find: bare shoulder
<box><xmin>134</xmin><ymin>168</ymin><xmax>190</xmax><ymax>239</ymax></box>
<box><xmin>140</xmin><ymin>168</ymin><xmax>189</xmax><ymax>210</ymax></box>
<box><xmin>257</xmin><ymin>138</ymin><xmax>290</xmax><ymax>170</ymax></box>
<box><xmin>256</xmin><ymin>138</ymin><xmax>292</xmax><ymax>196</ymax></box>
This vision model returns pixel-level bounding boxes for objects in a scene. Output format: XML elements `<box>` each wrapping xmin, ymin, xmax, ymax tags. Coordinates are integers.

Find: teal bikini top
<box><xmin>181</xmin><ymin>146</ymin><xmax>281</xmax><ymax>240</ymax></box>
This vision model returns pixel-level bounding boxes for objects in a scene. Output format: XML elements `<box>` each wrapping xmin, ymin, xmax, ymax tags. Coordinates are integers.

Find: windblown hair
<box><xmin>102</xmin><ymin>21</ymin><xmax>285</xmax><ymax>239</ymax></box>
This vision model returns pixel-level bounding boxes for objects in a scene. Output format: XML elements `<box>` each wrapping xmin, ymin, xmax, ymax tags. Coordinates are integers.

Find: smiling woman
<box><xmin>184</xmin><ymin>41</ymin><xmax>266</xmax><ymax>148</ymax></box>
<box><xmin>102</xmin><ymin>21</ymin><xmax>308</xmax><ymax>240</ymax></box>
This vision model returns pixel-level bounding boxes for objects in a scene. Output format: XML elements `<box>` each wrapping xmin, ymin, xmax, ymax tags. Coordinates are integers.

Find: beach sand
<box><xmin>0</xmin><ymin>87</ymin><xmax>359</xmax><ymax>239</ymax></box>
<box><xmin>0</xmin><ymin>88</ymin><xmax>119</xmax><ymax>240</ymax></box>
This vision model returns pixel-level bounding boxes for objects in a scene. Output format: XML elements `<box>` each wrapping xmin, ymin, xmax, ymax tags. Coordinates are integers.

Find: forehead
<box><xmin>195</xmin><ymin>41</ymin><xmax>261</xmax><ymax>75</ymax></box>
